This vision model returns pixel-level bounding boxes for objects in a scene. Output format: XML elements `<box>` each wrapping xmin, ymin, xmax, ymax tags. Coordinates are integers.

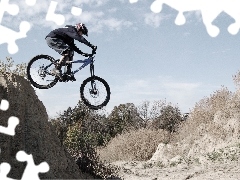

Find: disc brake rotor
<box><xmin>38</xmin><ymin>66</ymin><xmax>46</xmax><ymax>78</ymax></box>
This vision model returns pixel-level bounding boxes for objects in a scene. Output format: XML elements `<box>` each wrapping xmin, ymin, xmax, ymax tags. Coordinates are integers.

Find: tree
<box><xmin>152</xmin><ymin>105</ymin><xmax>182</xmax><ymax>133</ymax></box>
<box><xmin>106</xmin><ymin>103</ymin><xmax>142</xmax><ymax>137</ymax></box>
<box><xmin>50</xmin><ymin>100</ymin><xmax>106</xmax><ymax>146</ymax></box>
<box><xmin>137</xmin><ymin>100</ymin><xmax>167</xmax><ymax>128</ymax></box>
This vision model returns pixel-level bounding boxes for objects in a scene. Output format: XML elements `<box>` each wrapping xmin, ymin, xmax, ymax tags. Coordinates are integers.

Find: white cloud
<box><xmin>108</xmin><ymin>7</ymin><xmax>118</xmax><ymax>13</ymax></box>
<box><xmin>100</xmin><ymin>18</ymin><xmax>133</xmax><ymax>31</ymax></box>
<box><xmin>72</xmin><ymin>11</ymin><xmax>104</xmax><ymax>23</ymax></box>
<box><xmin>6</xmin><ymin>1</ymin><xmax>133</xmax><ymax>33</ymax></box>
<box><xmin>144</xmin><ymin>13</ymin><xmax>165</xmax><ymax>27</ymax></box>
<box><xmin>107</xmin><ymin>76</ymin><xmax>208</xmax><ymax>113</ymax></box>
<box><xmin>80</xmin><ymin>16</ymin><xmax>133</xmax><ymax>33</ymax></box>
<box><xmin>74</xmin><ymin>0</ymin><xmax>110</xmax><ymax>7</ymax></box>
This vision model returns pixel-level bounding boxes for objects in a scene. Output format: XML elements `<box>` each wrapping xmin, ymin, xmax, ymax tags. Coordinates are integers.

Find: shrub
<box><xmin>64</xmin><ymin>122</ymin><xmax>119</xmax><ymax>179</ymax></box>
<box><xmin>170</xmin><ymin>85</ymin><xmax>240</xmax><ymax>162</ymax></box>
<box><xmin>0</xmin><ymin>57</ymin><xmax>27</xmax><ymax>77</ymax></box>
<box><xmin>98</xmin><ymin>128</ymin><xmax>170</xmax><ymax>162</ymax></box>
<box><xmin>51</xmin><ymin>101</ymin><xmax>120</xmax><ymax>179</ymax></box>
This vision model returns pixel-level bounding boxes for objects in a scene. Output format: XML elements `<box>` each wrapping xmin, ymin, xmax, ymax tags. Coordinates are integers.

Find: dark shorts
<box><xmin>46</xmin><ymin>37</ymin><xmax>69</xmax><ymax>55</ymax></box>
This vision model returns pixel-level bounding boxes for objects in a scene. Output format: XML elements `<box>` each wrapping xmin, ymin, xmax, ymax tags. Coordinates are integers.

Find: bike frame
<box><xmin>72</xmin><ymin>57</ymin><xmax>94</xmax><ymax>74</ymax></box>
<box><xmin>61</xmin><ymin>55</ymin><xmax>95</xmax><ymax>77</ymax></box>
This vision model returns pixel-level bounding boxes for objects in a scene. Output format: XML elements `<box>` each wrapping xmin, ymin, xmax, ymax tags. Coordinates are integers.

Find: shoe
<box><xmin>52</xmin><ymin>63</ymin><xmax>62</xmax><ymax>79</ymax></box>
<box><xmin>69</xmin><ymin>75</ymin><xmax>76</xmax><ymax>81</ymax></box>
<box><xmin>66</xmin><ymin>72</ymin><xmax>76</xmax><ymax>81</ymax></box>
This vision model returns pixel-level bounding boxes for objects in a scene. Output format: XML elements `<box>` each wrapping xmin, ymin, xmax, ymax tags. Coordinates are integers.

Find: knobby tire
<box><xmin>80</xmin><ymin>76</ymin><xmax>110</xmax><ymax>110</ymax></box>
<box><xmin>27</xmin><ymin>55</ymin><xmax>58</xmax><ymax>89</ymax></box>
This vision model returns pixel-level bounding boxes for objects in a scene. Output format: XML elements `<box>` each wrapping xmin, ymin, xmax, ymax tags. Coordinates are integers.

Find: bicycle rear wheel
<box><xmin>27</xmin><ymin>55</ymin><xmax>58</xmax><ymax>89</ymax></box>
<box><xmin>80</xmin><ymin>76</ymin><xmax>110</xmax><ymax>110</ymax></box>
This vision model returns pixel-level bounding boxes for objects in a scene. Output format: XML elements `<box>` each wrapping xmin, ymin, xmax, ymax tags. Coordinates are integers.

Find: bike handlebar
<box><xmin>89</xmin><ymin>46</ymin><xmax>97</xmax><ymax>57</ymax></box>
<box><xmin>92</xmin><ymin>46</ymin><xmax>97</xmax><ymax>54</ymax></box>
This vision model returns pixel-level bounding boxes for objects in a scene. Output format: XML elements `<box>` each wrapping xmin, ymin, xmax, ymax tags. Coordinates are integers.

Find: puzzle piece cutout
<box><xmin>0</xmin><ymin>163</ymin><xmax>15</xmax><ymax>180</ymax></box>
<box><xmin>0</xmin><ymin>116</ymin><xmax>19</xmax><ymax>136</ymax></box>
<box><xmin>16</xmin><ymin>151</ymin><xmax>49</xmax><ymax>180</ymax></box>
<box><xmin>0</xmin><ymin>0</ymin><xmax>82</xmax><ymax>53</ymax></box>
<box><xmin>0</xmin><ymin>22</ymin><xmax>31</xmax><ymax>54</ymax></box>
<box><xmin>0</xmin><ymin>99</ymin><xmax>49</xmax><ymax>179</ymax></box>
<box><xmin>0</xmin><ymin>99</ymin><xmax>9</xmax><ymax>111</ymax></box>
<box><xmin>46</xmin><ymin>1</ymin><xmax>82</xmax><ymax>26</ymax></box>
<box><xmin>0</xmin><ymin>100</ymin><xmax>19</xmax><ymax>136</ymax></box>
<box><xmin>25</xmin><ymin>0</ymin><xmax>36</xmax><ymax>7</ymax></box>
<box><xmin>0</xmin><ymin>0</ymin><xmax>32</xmax><ymax>54</ymax></box>
<box><xmin>0</xmin><ymin>151</ymin><xmax>49</xmax><ymax>180</ymax></box>
<box><xmin>0</xmin><ymin>0</ymin><xmax>19</xmax><ymax>21</ymax></box>
<box><xmin>150</xmin><ymin>0</ymin><xmax>240</xmax><ymax>37</ymax></box>
<box><xmin>129</xmin><ymin>0</ymin><xmax>139</xmax><ymax>3</ymax></box>
<box><xmin>71</xmin><ymin>6</ymin><xmax>82</xmax><ymax>16</ymax></box>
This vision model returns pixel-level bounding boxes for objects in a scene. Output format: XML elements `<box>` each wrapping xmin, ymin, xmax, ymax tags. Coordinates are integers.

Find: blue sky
<box><xmin>1</xmin><ymin>0</ymin><xmax>240</xmax><ymax>117</ymax></box>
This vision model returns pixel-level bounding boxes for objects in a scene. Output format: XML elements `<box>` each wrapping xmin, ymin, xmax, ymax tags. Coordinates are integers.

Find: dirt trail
<box><xmin>113</xmin><ymin>160</ymin><xmax>240</xmax><ymax>180</ymax></box>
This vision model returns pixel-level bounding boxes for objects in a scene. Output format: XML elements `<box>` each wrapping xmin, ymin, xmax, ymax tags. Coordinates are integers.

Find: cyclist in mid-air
<box><xmin>45</xmin><ymin>23</ymin><xmax>96</xmax><ymax>81</ymax></box>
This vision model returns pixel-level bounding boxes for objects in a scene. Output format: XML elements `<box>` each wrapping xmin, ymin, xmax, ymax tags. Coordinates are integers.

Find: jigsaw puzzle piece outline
<box><xmin>0</xmin><ymin>21</ymin><xmax>31</xmax><ymax>54</ymax></box>
<box><xmin>0</xmin><ymin>162</ymin><xmax>16</xmax><ymax>180</ymax></box>
<box><xmin>222</xmin><ymin>0</ymin><xmax>240</xmax><ymax>35</ymax></box>
<box><xmin>0</xmin><ymin>99</ymin><xmax>9</xmax><ymax>111</ymax></box>
<box><xmin>0</xmin><ymin>0</ymin><xmax>19</xmax><ymax>22</ymax></box>
<box><xmin>25</xmin><ymin>0</ymin><xmax>37</xmax><ymax>6</ymax></box>
<box><xmin>46</xmin><ymin>1</ymin><xmax>65</xmax><ymax>26</ymax></box>
<box><xmin>46</xmin><ymin>1</ymin><xmax>83</xmax><ymax>26</ymax></box>
<box><xmin>150</xmin><ymin>0</ymin><xmax>229</xmax><ymax>37</ymax></box>
<box><xmin>0</xmin><ymin>116</ymin><xmax>19</xmax><ymax>136</ymax></box>
<box><xmin>71</xmin><ymin>6</ymin><xmax>82</xmax><ymax>16</ymax></box>
<box><xmin>129</xmin><ymin>0</ymin><xmax>138</xmax><ymax>3</ymax></box>
<box><xmin>16</xmin><ymin>151</ymin><xmax>49</xmax><ymax>180</ymax></box>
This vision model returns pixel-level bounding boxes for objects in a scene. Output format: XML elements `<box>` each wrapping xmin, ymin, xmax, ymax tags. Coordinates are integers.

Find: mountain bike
<box><xmin>26</xmin><ymin>47</ymin><xmax>110</xmax><ymax>110</ymax></box>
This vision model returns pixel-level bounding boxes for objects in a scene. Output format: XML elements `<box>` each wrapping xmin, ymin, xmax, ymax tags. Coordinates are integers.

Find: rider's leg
<box><xmin>59</xmin><ymin>53</ymin><xmax>69</xmax><ymax>66</ymax></box>
<box><xmin>66</xmin><ymin>50</ymin><xmax>76</xmax><ymax>81</ymax></box>
<box><xmin>56</xmin><ymin>49</ymin><xmax>70</xmax><ymax>71</ymax></box>
<box><xmin>46</xmin><ymin>36</ymin><xmax>75</xmax><ymax>81</ymax></box>
<box><xmin>46</xmin><ymin>37</ymin><xmax>68</xmax><ymax>78</ymax></box>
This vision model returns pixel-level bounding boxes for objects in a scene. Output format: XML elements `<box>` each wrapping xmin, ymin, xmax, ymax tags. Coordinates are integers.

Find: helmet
<box><xmin>75</xmin><ymin>23</ymin><xmax>88</xmax><ymax>36</ymax></box>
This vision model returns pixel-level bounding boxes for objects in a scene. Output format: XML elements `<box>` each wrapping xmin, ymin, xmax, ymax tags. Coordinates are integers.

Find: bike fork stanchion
<box><xmin>89</xmin><ymin>58</ymin><xmax>96</xmax><ymax>93</ymax></box>
<box><xmin>90</xmin><ymin>62</ymin><xmax>94</xmax><ymax>77</ymax></box>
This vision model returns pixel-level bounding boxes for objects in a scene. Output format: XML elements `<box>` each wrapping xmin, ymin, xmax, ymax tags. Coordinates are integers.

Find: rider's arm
<box><xmin>70</xmin><ymin>43</ymin><xmax>83</xmax><ymax>54</ymax></box>
<box><xmin>63</xmin><ymin>26</ymin><xmax>94</xmax><ymax>48</ymax></box>
<box><xmin>69</xmin><ymin>42</ymin><xmax>90</xmax><ymax>57</ymax></box>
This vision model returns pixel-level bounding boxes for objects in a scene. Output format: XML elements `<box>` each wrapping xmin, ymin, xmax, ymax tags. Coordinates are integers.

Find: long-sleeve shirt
<box><xmin>46</xmin><ymin>25</ymin><xmax>91</xmax><ymax>53</ymax></box>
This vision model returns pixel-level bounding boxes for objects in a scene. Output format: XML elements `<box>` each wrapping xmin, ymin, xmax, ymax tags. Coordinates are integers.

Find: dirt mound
<box><xmin>0</xmin><ymin>73</ymin><xmax>91</xmax><ymax>179</ymax></box>
<box><xmin>110</xmin><ymin>86</ymin><xmax>240</xmax><ymax>179</ymax></box>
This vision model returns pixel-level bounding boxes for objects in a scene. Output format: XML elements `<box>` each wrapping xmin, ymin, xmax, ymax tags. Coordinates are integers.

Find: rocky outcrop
<box><xmin>0</xmin><ymin>73</ymin><xmax>91</xmax><ymax>179</ymax></box>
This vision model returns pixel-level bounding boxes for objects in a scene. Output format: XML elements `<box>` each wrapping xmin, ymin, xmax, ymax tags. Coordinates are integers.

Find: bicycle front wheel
<box><xmin>80</xmin><ymin>76</ymin><xmax>110</xmax><ymax>110</ymax></box>
<box><xmin>27</xmin><ymin>55</ymin><xmax>58</xmax><ymax>89</ymax></box>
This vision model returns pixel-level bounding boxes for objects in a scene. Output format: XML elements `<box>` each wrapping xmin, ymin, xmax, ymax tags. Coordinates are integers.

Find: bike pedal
<box><xmin>70</xmin><ymin>76</ymin><xmax>76</xmax><ymax>81</ymax></box>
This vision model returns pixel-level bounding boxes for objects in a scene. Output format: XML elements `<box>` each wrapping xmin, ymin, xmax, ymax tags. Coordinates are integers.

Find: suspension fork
<box><xmin>90</xmin><ymin>61</ymin><xmax>95</xmax><ymax>77</ymax></box>
<box><xmin>89</xmin><ymin>60</ymin><xmax>97</xmax><ymax>93</ymax></box>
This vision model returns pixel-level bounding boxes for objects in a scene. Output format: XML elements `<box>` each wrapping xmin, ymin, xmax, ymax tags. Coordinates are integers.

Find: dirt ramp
<box><xmin>0</xmin><ymin>73</ymin><xmax>91</xmax><ymax>179</ymax></box>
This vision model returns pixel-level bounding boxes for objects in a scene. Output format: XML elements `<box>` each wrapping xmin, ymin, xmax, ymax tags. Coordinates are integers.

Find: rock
<box><xmin>149</xmin><ymin>143</ymin><xmax>173</xmax><ymax>166</ymax></box>
<box><xmin>0</xmin><ymin>73</ymin><xmax>91</xmax><ymax>179</ymax></box>
<box><xmin>169</xmin><ymin>155</ymin><xmax>182</xmax><ymax>164</ymax></box>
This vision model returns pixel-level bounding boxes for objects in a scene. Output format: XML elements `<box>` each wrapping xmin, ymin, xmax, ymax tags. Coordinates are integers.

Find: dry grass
<box><xmin>98</xmin><ymin>128</ymin><xmax>170</xmax><ymax>162</ymax></box>
<box><xmin>188</xmin><ymin>89</ymin><xmax>238</xmax><ymax>137</ymax></box>
<box><xmin>174</xmin><ymin>87</ymin><xmax>233</xmax><ymax>143</ymax></box>
<box><xmin>166</xmin><ymin>71</ymin><xmax>240</xmax><ymax>160</ymax></box>
<box><xmin>99</xmin><ymin>85</ymin><xmax>240</xmax><ymax>164</ymax></box>
<box><xmin>101</xmin><ymin>71</ymin><xmax>240</xmax><ymax>168</ymax></box>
